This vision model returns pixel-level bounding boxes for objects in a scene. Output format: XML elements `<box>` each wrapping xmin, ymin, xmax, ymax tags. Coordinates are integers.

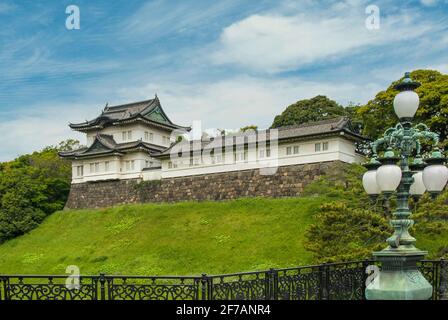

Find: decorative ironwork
<box><xmin>0</xmin><ymin>275</ymin><xmax>98</xmax><ymax>300</ymax></box>
<box><xmin>0</xmin><ymin>259</ymin><xmax>445</xmax><ymax>300</ymax></box>
<box><xmin>326</xmin><ymin>261</ymin><xmax>368</xmax><ymax>300</ymax></box>
<box><xmin>276</xmin><ymin>266</ymin><xmax>321</xmax><ymax>300</ymax></box>
<box><xmin>106</xmin><ymin>276</ymin><xmax>201</xmax><ymax>300</ymax></box>
<box><xmin>208</xmin><ymin>271</ymin><xmax>269</xmax><ymax>300</ymax></box>
<box><xmin>439</xmin><ymin>259</ymin><xmax>448</xmax><ymax>300</ymax></box>
<box><xmin>361</xmin><ymin>73</ymin><xmax>447</xmax><ymax>300</ymax></box>
<box><xmin>418</xmin><ymin>260</ymin><xmax>439</xmax><ymax>299</ymax></box>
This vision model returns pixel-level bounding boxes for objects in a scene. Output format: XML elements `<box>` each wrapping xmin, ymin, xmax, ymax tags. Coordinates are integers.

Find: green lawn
<box><xmin>0</xmin><ymin>197</ymin><xmax>325</xmax><ymax>276</ymax></box>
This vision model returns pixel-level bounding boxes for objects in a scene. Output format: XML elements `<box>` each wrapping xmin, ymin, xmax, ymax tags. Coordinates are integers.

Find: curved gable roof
<box><xmin>69</xmin><ymin>96</ymin><xmax>189</xmax><ymax>132</ymax></box>
<box><xmin>59</xmin><ymin>133</ymin><xmax>166</xmax><ymax>159</ymax></box>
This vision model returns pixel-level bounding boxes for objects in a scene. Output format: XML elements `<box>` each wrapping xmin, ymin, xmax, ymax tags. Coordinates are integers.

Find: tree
<box><xmin>57</xmin><ymin>139</ymin><xmax>82</xmax><ymax>151</ymax></box>
<box><xmin>303</xmin><ymin>163</ymin><xmax>448</xmax><ymax>262</ymax></box>
<box><xmin>271</xmin><ymin>95</ymin><xmax>348</xmax><ymax>128</ymax></box>
<box><xmin>240</xmin><ymin>125</ymin><xmax>258</xmax><ymax>132</ymax></box>
<box><xmin>356</xmin><ymin>70</ymin><xmax>448</xmax><ymax>148</ymax></box>
<box><xmin>0</xmin><ymin>140</ymin><xmax>76</xmax><ymax>243</ymax></box>
<box><xmin>304</xmin><ymin>202</ymin><xmax>390</xmax><ymax>262</ymax></box>
<box><xmin>0</xmin><ymin>167</ymin><xmax>47</xmax><ymax>240</ymax></box>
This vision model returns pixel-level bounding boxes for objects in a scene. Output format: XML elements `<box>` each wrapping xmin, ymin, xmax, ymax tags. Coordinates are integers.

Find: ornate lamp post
<box><xmin>363</xmin><ymin>72</ymin><xmax>448</xmax><ymax>300</ymax></box>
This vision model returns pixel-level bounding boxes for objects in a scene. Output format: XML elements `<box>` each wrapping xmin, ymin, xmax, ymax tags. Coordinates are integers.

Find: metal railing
<box><xmin>1</xmin><ymin>259</ymin><xmax>446</xmax><ymax>300</ymax></box>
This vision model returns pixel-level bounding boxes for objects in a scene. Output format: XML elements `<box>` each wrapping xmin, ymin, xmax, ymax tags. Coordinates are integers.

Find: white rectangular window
<box><xmin>168</xmin><ymin>161</ymin><xmax>173</xmax><ymax>169</ymax></box>
<box><xmin>144</xmin><ymin>131</ymin><xmax>149</xmax><ymax>141</ymax></box>
<box><xmin>266</xmin><ymin>149</ymin><xmax>271</xmax><ymax>157</ymax></box>
<box><xmin>90</xmin><ymin>163</ymin><xmax>94</xmax><ymax>173</ymax></box>
<box><xmin>127</xmin><ymin>131</ymin><xmax>132</xmax><ymax>140</ymax></box>
<box><xmin>286</xmin><ymin>147</ymin><xmax>292</xmax><ymax>155</ymax></box>
<box><xmin>149</xmin><ymin>133</ymin><xmax>154</xmax><ymax>141</ymax></box>
<box><xmin>315</xmin><ymin>143</ymin><xmax>322</xmax><ymax>152</ymax></box>
<box><xmin>145</xmin><ymin>160</ymin><xmax>150</xmax><ymax>167</ymax></box>
<box><xmin>322</xmin><ymin>142</ymin><xmax>329</xmax><ymax>151</ymax></box>
<box><xmin>216</xmin><ymin>155</ymin><xmax>222</xmax><ymax>163</ymax></box>
<box><xmin>294</xmin><ymin>146</ymin><xmax>300</xmax><ymax>154</ymax></box>
<box><xmin>189</xmin><ymin>158</ymin><xmax>194</xmax><ymax>167</ymax></box>
<box><xmin>122</xmin><ymin>131</ymin><xmax>127</xmax><ymax>141</ymax></box>
<box><xmin>105</xmin><ymin>161</ymin><xmax>110</xmax><ymax>172</ymax></box>
<box><xmin>76</xmin><ymin>166</ymin><xmax>83</xmax><ymax>177</ymax></box>
<box><xmin>235</xmin><ymin>153</ymin><xmax>244</xmax><ymax>161</ymax></box>
<box><xmin>95</xmin><ymin>162</ymin><xmax>100</xmax><ymax>172</ymax></box>
<box><xmin>125</xmin><ymin>160</ymin><xmax>135</xmax><ymax>171</ymax></box>
<box><xmin>194</xmin><ymin>158</ymin><xmax>200</xmax><ymax>166</ymax></box>
<box><xmin>259</xmin><ymin>149</ymin><xmax>265</xmax><ymax>158</ymax></box>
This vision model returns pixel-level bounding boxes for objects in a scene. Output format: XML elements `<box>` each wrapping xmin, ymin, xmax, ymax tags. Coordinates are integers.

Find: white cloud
<box><xmin>0</xmin><ymin>73</ymin><xmax>386</xmax><ymax>162</ymax></box>
<box><xmin>426</xmin><ymin>63</ymin><xmax>448</xmax><ymax>74</ymax></box>
<box><xmin>211</xmin><ymin>8</ymin><xmax>440</xmax><ymax>73</ymax></box>
<box><xmin>121</xmin><ymin>0</ymin><xmax>241</xmax><ymax>43</ymax></box>
<box><xmin>115</xmin><ymin>75</ymin><xmax>382</xmax><ymax>131</ymax></box>
<box><xmin>0</xmin><ymin>104</ymin><xmax>97</xmax><ymax>161</ymax></box>
<box><xmin>420</xmin><ymin>0</ymin><xmax>438</xmax><ymax>6</ymax></box>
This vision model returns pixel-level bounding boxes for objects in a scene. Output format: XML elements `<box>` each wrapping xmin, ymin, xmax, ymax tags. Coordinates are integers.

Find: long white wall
<box><xmin>71</xmin><ymin>135</ymin><xmax>363</xmax><ymax>183</ymax></box>
<box><xmin>159</xmin><ymin>137</ymin><xmax>363</xmax><ymax>179</ymax></box>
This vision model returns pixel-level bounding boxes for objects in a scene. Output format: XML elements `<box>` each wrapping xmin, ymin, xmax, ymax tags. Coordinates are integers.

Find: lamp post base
<box><xmin>365</xmin><ymin>248</ymin><xmax>433</xmax><ymax>300</ymax></box>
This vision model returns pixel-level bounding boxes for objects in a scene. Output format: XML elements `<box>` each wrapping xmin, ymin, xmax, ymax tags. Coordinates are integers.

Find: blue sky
<box><xmin>0</xmin><ymin>0</ymin><xmax>447</xmax><ymax>161</ymax></box>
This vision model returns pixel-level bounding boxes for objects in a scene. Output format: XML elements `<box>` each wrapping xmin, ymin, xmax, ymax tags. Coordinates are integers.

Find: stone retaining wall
<box><xmin>65</xmin><ymin>161</ymin><xmax>345</xmax><ymax>209</ymax></box>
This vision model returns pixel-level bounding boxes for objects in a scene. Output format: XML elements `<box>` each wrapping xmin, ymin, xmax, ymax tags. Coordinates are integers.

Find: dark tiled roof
<box><xmin>276</xmin><ymin>117</ymin><xmax>361</xmax><ymax>140</ymax></box>
<box><xmin>142</xmin><ymin>166</ymin><xmax>162</xmax><ymax>171</ymax></box>
<box><xmin>153</xmin><ymin>117</ymin><xmax>366</xmax><ymax>158</ymax></box>
<box><xmin>69</xmin><ymin>96</ymin><xmax>189</xmax><ymax>132</ymax></box>
<box><xmin>59</xmin><ymin>134</ymin><xmax>165</xmax><ymax>159</ymax></box>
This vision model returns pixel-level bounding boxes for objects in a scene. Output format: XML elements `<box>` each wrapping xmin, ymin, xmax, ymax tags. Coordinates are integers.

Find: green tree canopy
<box><xmin>271</xmin><ymin>95</ymin><xmax>348</xmax><ymax>128</ymax></box>
<box><xmin>0</xmin><ymin>140</ymin><xmax>76</xmax><ymax>243</ymax></box>
<box><xmin>240</xmin><ymin>125</ymin><xmax>258</xmax><ymax>132</ymax></box>
<box><xmin>303</xmin><ymin>163</ymin><xmax>448</xmax><ymax>262</ymax></box>
<box><xmin>356</xmin><ymin>70</ymin><xmax>448</xmax><ymax>148</ymax></box>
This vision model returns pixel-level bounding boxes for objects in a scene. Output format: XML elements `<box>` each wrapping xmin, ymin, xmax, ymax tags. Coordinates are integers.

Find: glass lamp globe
<box><xmin>423</xmin><ymin>165</ymin><xmax>448</xmax><ymax>193</ymax></box>
<box><xmin>422</xmin><ymin>150</ymin><xmax>448</xmax><ymax>195</ymax></box>
<box><xmin>376</xmin><ymin>164</ymin><xmax>402</xmax><ymax>192</ymax></box>
<box><xmin>393</xmin><ymin>72</ymin><xmax>421</xmax><ymax>120</ymax></box>
<box><xmin>393</xmin><ymin>91</ymin><xmax>420</xmax><ymax>120</ymax></box>
<box><xmin>363</xmin><ymin>170</ymin><xmax>380</xmax><ymax>195</ymax></box>
<box><xmin>410</xmin><ymin>171</ymin><xmax>426</xmax><ymax>196</ymax></box>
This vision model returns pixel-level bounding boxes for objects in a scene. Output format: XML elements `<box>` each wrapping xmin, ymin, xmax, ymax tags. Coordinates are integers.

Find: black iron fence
<box><xmin>1</xmin><ymin>259</ymin><xmax>446</xmax><ymax>300</ymax></box>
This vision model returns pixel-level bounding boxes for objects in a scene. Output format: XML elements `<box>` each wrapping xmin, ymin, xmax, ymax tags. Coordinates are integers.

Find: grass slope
<box><xmin>0</xmin><ymin>197</ymin><xmax>325</xmax><ymax>275</ymax></box>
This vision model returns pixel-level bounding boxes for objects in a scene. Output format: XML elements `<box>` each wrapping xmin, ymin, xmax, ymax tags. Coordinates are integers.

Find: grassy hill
<box><xmin>0</xmin><ymin>197</ymin><xmax>326</xmax><ymax>276</ymax></box>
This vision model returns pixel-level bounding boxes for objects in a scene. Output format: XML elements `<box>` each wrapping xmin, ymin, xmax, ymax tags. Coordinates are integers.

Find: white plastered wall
<box><xmin>85</xmin><ymin>123</ymin><xmax>172</xmax><ymax>147</ymax></box>
<box><xmin>159</xmin><ymin>136</ymin><xmax>364</xmax><ymax>178</ymax></box>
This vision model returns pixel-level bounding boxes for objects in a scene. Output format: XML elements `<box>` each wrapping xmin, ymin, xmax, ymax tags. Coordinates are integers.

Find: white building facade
<box><xmin>60</xmin><ymin>98</ymin><xmax>365</xmax><ymax>184</ymax></box>
<box><xmin>59</xmin><ymin>96</ymin><xmax>189</xmax><ymax>183</ymax></box>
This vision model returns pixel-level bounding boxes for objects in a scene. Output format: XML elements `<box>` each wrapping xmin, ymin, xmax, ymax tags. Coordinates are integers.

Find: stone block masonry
<box><xmin>64</xmin><ymin>161</ymin><xmax>346</xmax><ymax>209</ymax></box>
